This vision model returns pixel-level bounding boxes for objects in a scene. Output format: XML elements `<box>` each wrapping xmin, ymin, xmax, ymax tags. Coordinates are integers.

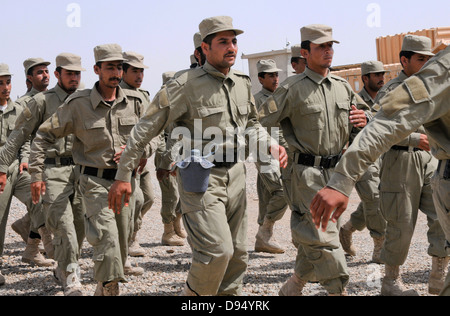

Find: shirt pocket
<box><xmin>299</xmin><ymin>103</ymin><xmax>324</xmax><ymax>131</ymax></box>
<box><xmin>83</xmin><ymin>118</ymin><xmax>108</xmax><ymax>152</ymax></box>
<box><xmin>336</xmin><ymin>101</ymin><xmax>351</xmax><ymax>129</ymax></box>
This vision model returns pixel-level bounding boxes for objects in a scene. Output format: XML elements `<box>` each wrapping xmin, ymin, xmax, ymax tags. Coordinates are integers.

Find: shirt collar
<box><xmin>304</xmin><ymin>67</ymin><xmax>332</xmax><ymax>85</ymax></box>
<box><xmin>54</xmin><ymin>84</ymin><xmax>70</xmax><ymax>102</ymax></box>
<box><xmin>202</xmin><ymin>61</ymin><xmax>236</xmax><ymax>86</ymax></box>
<box><xmin>90</xmin><ymin>82</ymin><xmax>127</xmax><ymax>110</ymax></box>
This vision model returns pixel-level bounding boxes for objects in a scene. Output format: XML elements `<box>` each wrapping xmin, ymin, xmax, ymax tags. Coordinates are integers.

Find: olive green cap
<box><xmin>23</xmin><ymin>58</ymin><xmax>51</xmax><ymax>75</ymax></box>
<box><xmin>94</xmin><ymin>44</ymin><xmax>125</xmax><ymax>63</ymax></box>
<box><xmin>291</xmin><ymin>45</ymin><xmax>305</xmax><ymax>59</ymax></box>
<box><xmin>56</xmin><ymin>53</ymin><xmax>86</xmax><ymax>72</ymax></box>
<box><xmin>301</xmin><ymin>24</ymin><xmax>340</xmax><ymax>44</ymax></box>
<box><xmin>0</xmin><ymin>64</ymin><xmax>13</xmax><ymax>77</ymax></box>
<box><xmin>361</xmin><ymin>61</ymin><xmax>389</xmax><ymax>76</ymax></box>
<box><xmin>123</xmin><ymin>51</ymin><xmax>149</xmax><ymax>69</ymax></box>
<box><xmin>199</xmin><ymin>16</ymin><xmax>244</xmax><ymax>40</ymax></box>
<box><xmin>402</xmin><ymin>35</ymin><xmax>435</xmax><ymax>56</ymax></box>
<box><xmin>257</xmin><ymin>59</ymin><xmax>282</xmax><ymax>74</ymax></box>
<box><xmin>194</xmin><ymin>32</ymin><xmax>202</xmax><ymax>49</ymax></box>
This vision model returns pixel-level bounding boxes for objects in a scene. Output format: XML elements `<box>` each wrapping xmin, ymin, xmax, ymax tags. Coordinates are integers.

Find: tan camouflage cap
<box><xmin>257</xmin><ymin>59</ymin><xmax>282</xmax><ymax>74</ymax></box>
<box><xmin>162</xmin><ymin>71</ymin><xmax>176</xmax><ymax>85</ymax></box>
<box><xmin>199</xmin><ymin>16</ymin><xmax>244</xmax><ymax>40</ymax></box>
<box><xmin>23</xmin><ymin>58</ymin><xmax>51</xmax><ymax>75</ymax></box>
<box><xmin>291</xmin><ymin>45</ymin><xmax>305</xmax><ymax>59</ymax></box>
<box><xmin>402</xmin><ymin>35</ymin><xmax>435</xmax><ymax>56</ymax></box>
<box><xmin>301</xmin><ymin>24</ymin><xmax>340</xmax><ymax>44</ymax></box>
<box><xmin>194</xmin><ymin>32</ymin><xmax>202</xmax><ymax>49</ymax></box>
<box><xmin>0</xmin><ymin>64</ymin><xmax>13</xmax><ymax>77</ymax></box>
<box><xmin>123</xmin><ymin>51</ymin><xmax>149</xmax><ymax>69</ymax></box>
<box><xmin>56</xmin><ymin>53</ymin><xmax>86</xmax><ymax>72</ymax></box>
<box><xmin>94</xmin><ymin>44</ymin><xmax>125</xmax><ymax>63</ymax></box>
<box><xmin>361</xmin><ymin>61</ymin><xmax>389</xmax><ymax>76</ymax></box>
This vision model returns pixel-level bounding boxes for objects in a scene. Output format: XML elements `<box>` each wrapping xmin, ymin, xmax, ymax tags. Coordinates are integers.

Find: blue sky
<box><xmin>2</xmin><ymin>0</ymin><xmax>449</xmax><ymax>98</ymax></box>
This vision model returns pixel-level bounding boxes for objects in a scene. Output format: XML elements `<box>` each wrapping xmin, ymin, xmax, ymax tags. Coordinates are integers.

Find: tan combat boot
<box><xmin>128</xmin><ymin>232</ymin><xmax>145</xmax><ymax>257</ymax></box>
<box><xmin>381</xmin><ymin>265</ymin><xmax>419</xmax><ymax>296</ymax></box>
<box><xmin>38</xmin><ymin>226</ymin><xmax>54</xmax><ymax>259</ymax></box>
<box><xmin>429</xmin><ymin>256</ymin><xmax>450</xmax><ymax>295</ymax></box>
<box><xmin>372</xmin><ymin>236</ymin><xmax>385</xmax><ymax>264</ymax></box>
<box><xmin>11</xmin><ymin>214</ymin><xmax>31</xmax><ymax>243</ymax></box>
<box><xmin>174</xmin><ymin>213</ymin><xmax>187</xmax><ymax>239</ymax></box>
<box><xmin>95</xmin><ymin>281</ymin><xmax>119</xmax><ymax>296</ymax></box>
<box><xmin>54</xmin><ymin>265</ymin><xmax>83</xmax><ymax>296</ymax></box>
<box><xmin>124</xmin><ymin>258</ymin><xmax>144</xmax><ymax>276</ymax></box>
<box><xmin>22</xmin><ymin>237</ymin><xmax>54</xmax><ymax>267</ymax></box>
<box><xmin>255</xmin><ymin>218</ymin><xmax>285</xmax><ymax>254</ymax></box>
<box><xmin>162</xmin><ymin>222</ymin><xmax>185</xmax><ymax>246</ymax></box>
<box><xmin>340</xmin><ymin>221</ymin><xmax>357</xmax><ymax>256</ymax></box>
<box><xmin>279</xmin><ymin>274</ymin><xmax>307</xmax><ymax>296</ymax></box>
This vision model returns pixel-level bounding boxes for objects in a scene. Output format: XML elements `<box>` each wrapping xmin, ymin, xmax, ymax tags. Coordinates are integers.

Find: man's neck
<box><xmin>97</xmin><ymin>82</ymin><xmax>117</xmax><ymax>102</ymax></box>
<box><xmin>364</xmin><ymin>87</ymin><xmax>378</xmax><ymax>100</ymax></box>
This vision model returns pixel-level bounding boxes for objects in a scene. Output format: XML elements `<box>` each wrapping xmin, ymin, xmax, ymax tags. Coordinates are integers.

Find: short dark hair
<box><xmin>291</xmin><ymin>57</ymin><xmax>301</xmax><ymax>64</ymax></box>
<box><xmin>203</xmin><ymin>33</ymin><xmax>216</xmax><ymax>47</ymax></box>
<box><xmin>301</xmin><ymin>41</ymin><xmax>311</xmax><ymax>52</ymax></box>
<box><xmin>55</xmin><ymin>66</ymin><xmax>63</xmax><ymax>75</ymax></box>
<box><xmin>399</xmin><ymin>51</ymin><xmax>415</xmax><ymax>68</ymax></box>
<box><xmin>258</xmin><ymin>72</ymin><xmax>267</xmax><ymax>79</ymax></box>
<box><xmin>123</xmin><ymin>63</ymin><xmax>131</xmax><ymax>73</ymax></box>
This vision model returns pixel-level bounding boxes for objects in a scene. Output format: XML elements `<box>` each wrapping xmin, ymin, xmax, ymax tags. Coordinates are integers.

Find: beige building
<box><xmin>243</xmin><ymin>27</ymin><xmax>449</xmax><ymax>94</ymax></box>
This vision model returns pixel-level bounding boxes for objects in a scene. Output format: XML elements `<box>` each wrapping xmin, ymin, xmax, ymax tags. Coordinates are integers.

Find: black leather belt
<box><xmin>44</xmin><ymin>157</ymin><xmax>75</xmax><ymax>166</ymax></box>
<box><xmin>81</xmin><ymin>166</ymin><xmax>117</xmax><ymax>181</ymax></box>
<box><xmin>296</xmin><ymin>153</ymin><xmax>341</xmax><ymax>169</ymax></box>
<box><xmin>391</xmin><ymin>145</ymin><xmax>422</xmax><ymax>152</ymax></box>
<box><xmin>438</xmin><ymin>160</ymin><xmax>450</xmax><ymax>180</ymax></box>
<box><xmin>213</xmin><ymin>152</ymin><xmax>239</xmax><ymax>169</ymax></box>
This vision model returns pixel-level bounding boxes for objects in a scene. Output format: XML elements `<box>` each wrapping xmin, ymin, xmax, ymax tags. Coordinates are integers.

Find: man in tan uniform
<box><xmin>10</xmin><ymin>58</ymin><xmax>51</xmax><ymax>254</ymax></box>
<box><xmin>109</xmin><ymin>16</ymin><xmax>287</xmax><ymax>296</ymax></box>
<box><xmin>120</xmin><ymin>51</ymin><xmax>158</xmax><ymax>258</ymax></box>
<box><xmin>258</xmin><ymin>24</ymin><xmax>370</xmax><ymax>296</ymax></box>
<box><xmin>311</xmin><ymin>45</ymin><xmax>450</xmax><ymax>296</ymax></box>
<box><xmin>291</xmin><ymin>45</ymin><xmax>307</xmax><ymax>74</ymax></box>
<box><xmin>0</xmin><ymin>64</ymin><xmax>52</xmax><ymax>285</ymax></box>
<box><xmin>371</xmin><ymin>36</ymin><xmax>447</xmax><ymax>296</ymax></box>
<box><xmin>253</xmin><ymin>59</ymin><xmax>288</xmax><ymax>254</ymax></box>
<box><xmin>29</xmin><ymin>44</ymin><xmax>148</xmax><ymax>296</ymax></box>
<box><xmin>340</xmin><ymin>61</ymin><xmax>388</xmax><ymax>263</ymax></box>
<box><xmin>0</xmin><ymin>54</ymin><xmax>86</xmax><ymax>295</ymax></box>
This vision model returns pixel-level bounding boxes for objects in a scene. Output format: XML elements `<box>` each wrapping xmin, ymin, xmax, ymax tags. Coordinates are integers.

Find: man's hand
<box><xmin>418</xmin><ymin>134</ymin><xmax>431</xmax><ymax>152</ymax></box>
<box><xmin>31</xmin><ymin>181</ymin><xmax>46</xmax><ymax>205</ymax></box>
<box><xmin>108</xmin><ymin>180</ymin><xmax>132</xmax><ymax>215</ymax></box>
<box><xmin>0</xmin><ymin>173</ymin><xmax>7</xmax><ymax>194</ymax></box>
<box><xmin>19</xmin><ymin>163</ymin><xmax>29</xmax><ymax>174</ymax></box>
<box><xmin>349</xmin><ymin>105</ymin><xmax>367</xmax><ymax>128</ymax></box>
<box><xmin>113</xmin><ymin>145</ymin><xmax>127</xmax><ymax>164</ymax></box>
<box><xmin>136</xmin><ymin>159</ymin><xmax>147</xmax><ymax>175</ymax></box>
<box><xmin>270</xmin><ymin>145</ymin><xmax>288</xmax><ymax>169</ymax></box>
<box><xmin>156</xmin><ymin>168</ymin><xmax>171</xmax><ymax>182</ymax></box>
<box><xmin>310</xmin><ymin>187</ymin><xmax>349</xmax><ymax>232</ymax></box>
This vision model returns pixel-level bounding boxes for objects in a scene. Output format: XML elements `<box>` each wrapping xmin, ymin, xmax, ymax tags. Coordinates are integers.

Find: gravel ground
<box><xmin>0</xmin><ymin>161</ymin><xmax>442</xmax><ymax>296</ymax></box>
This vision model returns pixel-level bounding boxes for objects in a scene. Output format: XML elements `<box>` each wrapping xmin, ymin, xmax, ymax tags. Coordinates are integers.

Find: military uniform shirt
<box><xmin>328</xmin><ymin>45</ymin><xmax>450</xmax><ymax>197</ymax></box>
<box><xmin>258</xmin><ymin>67</ymin><xmax>371</xmax><ymax>157</ymax></box>
<box><xmin>0</xmin><ymin>85</ymin><xmax>72</xmax><ymax>174</ymax></box>
<box><xmin>29</xmin><ymin>83</ymin><xmax>147</xmax><ymax>182</ymax></box>
<box><xmin>116</xmin><ymin>61</ymin><xmax>269</xmax><ymax>182</ymax></box>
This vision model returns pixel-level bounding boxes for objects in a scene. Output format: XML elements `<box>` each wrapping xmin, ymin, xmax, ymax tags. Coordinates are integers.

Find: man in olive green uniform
<box><xmin>370</xmin><ymin>36</ymin><xmax>446</xmax><ymax>296</ymax></box>
<box><xmin>291</xmin><ymin>45</ymin><xmax>307</xmax><ymax>75</ymax></box>
<box><xmin>0</xmin><ymin>64</ymin><xmax>53</xmax><ymax>285</ymax></box>
<box><xmin>340</xmin><ymin>61</ymin><xmax>388</xmax><ymax>263</ymax></box>
<box><xmin>109</xmin><ymin>16</ymin><xmax>287</xmax><ymax>296</ymax></box>
<box><xmin>311</xmin><ymin>44</ymin><xmax>450</xmax><ymax>297</ymax></box>
<box><xmin>253</xmin><ymin>59</ymin><xmax>288</xmax><ymax>254</ymax></box>
<box><xmin>258</xmin><ymin>24</ymin><xmax>370</xmax><ymax>296</ymax></box>
<box><xmin>0</xmin><ymin>54</ymin><xmax>86</xmax><ymax>295</ymax></box>
<box><xmin>29</xmin><ymin>44</ymin><xmax>148</xmax><ymax>296</ymax></box>
<box><xmin>10</xmin><ymin>58</ymin><xmax>51</xmax><ymax>255</ymax></box>
<box><xmin>120</xmin><ymin>51</ymin><xmax>160</xmax><ymax>259</ymax></box>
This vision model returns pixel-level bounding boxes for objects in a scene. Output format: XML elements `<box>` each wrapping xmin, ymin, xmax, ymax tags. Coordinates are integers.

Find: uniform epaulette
<box><xmin>173</xmin><ymin>67</ymin><xmax>207</xmax><ymax>86</ymax></box>
<box><xmin>232</xmin><ymin>69</ymin><xmax>250</xmax><ymax>78</ymax></box>
<box><xmin>122</xmin><ymin>88</ymin><xmax>145</xmax><ymax>102</ymax></box>
<box><xmin>280</xmin><ymin>73</ymin><xmax>307</xmax><ymax>89</ymax></box>
<box><xmin>330</xmin><ymin>73</ymin><xmax>349</xmax><ymax>83</ymax></box>
<box><xmin>66</xmin><ymin>89</ymin><xmax>91</xmax><ymax>103</ymax></box>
